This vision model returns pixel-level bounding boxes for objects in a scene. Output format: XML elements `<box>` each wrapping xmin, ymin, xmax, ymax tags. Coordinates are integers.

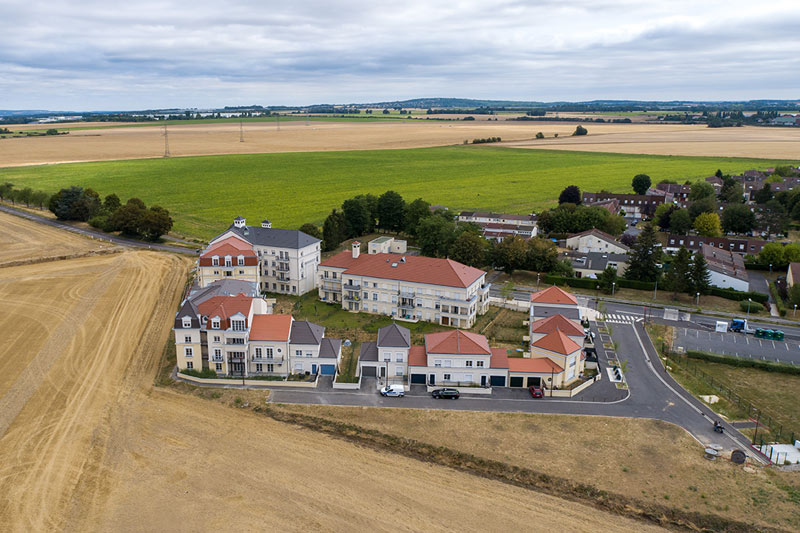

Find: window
<box><xmin>212</xmin><ymin>319</ymin><xmax>220</xmax><ymax>329</ymax></box>
<box><xmin>372</xmin><ymin>293</ymin><xmax>378</xmax><ymax>301</ymax></box>
<box><xmin>434</xmin><ymin>360</ymin><xmax>442</xmax><ymax>367</ymax></box>
<box><xmin>266</xmin><ymin>347</ymin><xmax>273</xmax><ymax>358</ymax></box>
<box><xmin>238</xmin><ymin>270</ymin><xmax>244</xmax><ymax>275</ymax></box>
<box><xmin>464</xmin><ymin>374</ymin><xmax>472</xmax><ymax>382</ymax></box>
<box><xmin>231</xmin><ymin>319</ymin><xmax>246</xmax><ymax>331</ymax></box>
<box><xmin>444</xmin><ymin>360</ymin><xmax>452</xmax><ymax>367</ymax></box>
<box><xmin>443</xmin><ymin>373</ymin><xmax>451</xmax><ymax>381</ymax></box>
<box><xmin>185</xmin><ymin>347</ymin><xmax>193</xmax><ymax>357</ymax></box>
<box><xmin>225</xmin><ymin>256</ymin><xmax>232</xmax><ymax>267</ymax></box>
<box><xmin>213</xmin><ymin>336</ymin><xmax>220</xmax><ymax>343</ymax></box>
<box><xmin>256</xmin><ymin>363</ymin><xmax>263</xmax><ymax>372</ymax></box>
<box><xmin>212</xmin><ymin>256</ymin><xmax>219</xmax><ymax>266</ymax></box>
<box><xmin>267</xmin><ymin>364</ymin><xmax>274</xmax><ymax>372</ymax></box>
<box><xmin>184</xmin><ymin>336</ymin><xmax>192</xmax><ymax>343</ymax></box>
<box><xmin>332</xmin><ymin>272</ymin><xmax>337</xmax><ymax>279</ymax></box>
<box><xmin>255</xmin><ymin>347</ymin><xmax>262</xmax><ymax>358</ymax></box>
<box><xmin>294</xmin><ymin>363</ymin><xmax>303</xmax><ymax>371</ymax></box>
<box><xmin>238</xmin><ymin>256</ymin><xmax>244</xmax><ymax>266</ymax></box>
<box><xmin>476</xmin><ymin>360</ymin><xmax>484</xmax><ymax>367</ymax></box>
<box><xmin>306</xmin><ymin>351</ymin><xmax>313</xmax><ymax>358</ymax></box>
<box><xmin>373</xmin><ymin>305</ymin><xmax>378</xmax><ymax>313</ymax></box>
<box><xmin>213</xmin><ymin>349</ymin><xmax>222</xmax><ymax>360</ymax></box>
<box><xmin>395</xmin><ymin>352</ymin><xmax>403</xmax><ymax>362</ymax></box>
<box><xmin>465</xmin><ymin>360</ymin><xmax>473</xmax><ymax>367</ymax></box>
<box><xmin>187</xmin><ymin>361</ymin><xmax>194</xmax><ymax>369</ymax></box>
<box><xmin>295</xmin><ymin>350</ymin><xmax>302</xmax><ymax>357</ymax></box>
<box><xmin>215</xmin><ymin>363</ymin><xmax>222</xmax><ymax>371</ymax></box>
<box><xmin>182</xmin><ymin>317</ymin><xmax>192</xmax><ymax>328</ymax></box>
<box><xmin>395</xmin><ymin>368</ymin><xmax>404</xmax><ymax>377</ymax></box>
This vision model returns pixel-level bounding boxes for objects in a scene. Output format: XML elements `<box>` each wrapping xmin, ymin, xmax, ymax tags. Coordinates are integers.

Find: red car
<box><xmin>529</xmin><ymin>385</ymin><xmax>544</xmax><ymax>398</ymax></box>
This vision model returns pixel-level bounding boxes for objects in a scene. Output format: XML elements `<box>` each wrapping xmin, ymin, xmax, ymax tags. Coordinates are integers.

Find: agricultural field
<box><xmin>2</xmin><ymin>118</ymin><xmax>799</xmax><ymax>167</ymax></box>
<box><xmin>0</xmin><ymin>210</ymin><xmax>112</xmax><ymax>265</ymax></box>
<box><xmin>276</xmin><ymin>405</ymin><xmax>800</xmax><ymax>531</ymax></box>
<box><xmin>1</xmin><ymin>146</ymin><xmax>791</xmax><ymax>240</ymax></box>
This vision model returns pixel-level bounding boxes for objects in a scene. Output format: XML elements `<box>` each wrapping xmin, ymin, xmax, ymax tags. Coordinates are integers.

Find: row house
<box><xmin>565</xmin><ymin>228</ymin><xmax>629</xmax><ymax>255</ymax></box>
<box><xmin>358</xmin><ymin>323</ymin><xmax>411</xmax><ymax>380</ymax></box>
<box><xmin>199</xmin><ymin>216</ymin><xmax>322</xmax><ymax>295</ymax></box>
<box><xmin>582</xmin><ymin>192</ymin><xmax>666</xmax><ymax>222</ymax></box>
<box><xmin>568</xmin><ymin>251</ymin><xmax>630</xmax><ymax>278</ymax></box>
<box><xmin>655</xmin><ymin>183</ymin><xmax>691</xmax><ymax>207</ymax></box>
<box><xmin>458</xmin><ymin>211</ymin><xmax>538</xmax><ymax>241</ymax></box>
<box><xmin>173</xmin><ymin>284</ymin><xmax>340</xmax><ymax>378</ymax></box>
<box><xmin>665</xmin><ymin>234</ymin><xmax>766</xmax><ymax>256</ymax></box>
<box><xmin>408</xmin><ymin>329</ymin><xmax>509</xmax><ymax>387</ymax></box>
<box><xmin>700</xmin><ymin>243</ymin><xmax>750</xmax><ymax>292</ymax></box>
<box><xmin>318</xmin><ymin>242</ymin><xmax>491</xmax><ymax>328</ymax></box>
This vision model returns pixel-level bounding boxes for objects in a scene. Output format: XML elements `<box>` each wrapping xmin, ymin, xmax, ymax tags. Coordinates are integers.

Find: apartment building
<box><xmin>665</xmin><ymin>234</ymin><xmax>766</xmax><ymax>256</ymax></box>
<box><xmin>199</xmin><ymin>216</ymin><xmax>322</xmax><ymax>295</ymax></box>
<box><xmin>582</xmin><ymin>192</ymin><xmax>666</xmax><ymax>221</ymax></box>
<box><xmin>173</xmin><ymin>285</ymin><xmax>340</xmax><ymax>377</ymax></box>
<box><xmin>318</xmin><ymin>242</ymin><xmax>490</xmax><ymax>328</ymax></box>
<box><xmin>458</xmin><ymin>211</ymin><xmax>538</xmax><ymax>241</ymax></box>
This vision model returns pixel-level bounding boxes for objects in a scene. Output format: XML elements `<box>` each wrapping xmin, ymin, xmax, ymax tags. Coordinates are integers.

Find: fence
<box><xmin>663</xmin><ymin>352</ymin><xmax>797</xmax><ymax>445</ymax></box>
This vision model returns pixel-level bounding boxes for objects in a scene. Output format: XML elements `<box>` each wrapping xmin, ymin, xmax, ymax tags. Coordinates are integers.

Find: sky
<box><xmin>1</xmin><ymin>0</ymin><xmax>799</xmax><ymax>110</ymax></box>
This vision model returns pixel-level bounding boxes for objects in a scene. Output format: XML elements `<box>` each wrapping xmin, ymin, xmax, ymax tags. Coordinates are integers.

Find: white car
<box><xmin>379</xmin><ymin>384</ymin><xmax>405</xmax><ymax>397</ymax></box>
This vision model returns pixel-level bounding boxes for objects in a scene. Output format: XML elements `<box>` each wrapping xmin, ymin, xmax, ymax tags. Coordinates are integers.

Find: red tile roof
<box><xmin>408</xmin><ymin>345</ymin><xmax>427</xmax><ymax>366</ymax></box>
<box><xmin>200</xmin><ymin>236</ymin><xmax>257</xmax><ymax>266</ymax></box>
<box><xmin>529</xmin><ymin>314</ymin><xmax>584</xmax><ymax>336</ymax></box>
<box><xmin>320</xmin><ymin>250</ymin><xmax>484</xmax><ymax>288</ymax></box>
<box><xmin>250</xmin><ymin>314</ymin><xmax>292</xmax><ymax>341</ymax></box>
<box><xmin>490</xmin><ymin>348</ymin><xmax>509</xmax><ymax>369</ymax></box>
<box><xmin>508</xmin><ymin>357</ymin><xmax>563</xmax><ymax>373</ymax></box>
<box><xmin>425</xmin><ymin>330</ymin><xmax>490</xmax><ymax>355</ymax></box>
<box><xmin>197</xmin><ymin>294</ymin><xmax>253</xmax><ymax>329</ymax></box>
<box><xmin>529</xmin><ymin>286</ymin><xmax>578</xmax><ymax>305</ymax></box>
<box><xmin>532</xmin><ymin>329</ymin><xmax>581</xmax><ymax>355</ymax></box>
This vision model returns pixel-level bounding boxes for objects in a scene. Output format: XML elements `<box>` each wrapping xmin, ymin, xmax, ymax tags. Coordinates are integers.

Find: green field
<box><xmin>0</xmin><ymin>146</ymin><xmax>791</xmax><ymax>240</ymax></box>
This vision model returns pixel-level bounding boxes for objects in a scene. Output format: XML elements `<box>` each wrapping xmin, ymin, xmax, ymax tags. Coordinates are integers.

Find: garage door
<box><xmin>490</xmin><ymin>375</ymin><xmax>506</xmax><ymax>387</ymax></box>
<box><xmin>410</xmin><ymin>373</ymin><xmax>426</xmax><ymax>384</ymax></box>
<box><xmin>361</xmin><ymin>365</ymin><xmax>376</xmax><ymax>377</ymax></box>
<box><xmin>527</xmin><ymin>376</ymin><xmax>541</xmax><ymax>387</ymax></box>
<box><xmin>509</xmin><ymin>376</ymin><xmax>524</xmax><ymax>388</ymax></box>
<box><xmin>320</xmin><ymin>365</ymin><xmax>336</xmax><ymax>375</ymax></box>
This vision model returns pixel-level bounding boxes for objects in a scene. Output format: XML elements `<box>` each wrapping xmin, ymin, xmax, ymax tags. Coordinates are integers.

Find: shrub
<box><xmin>769</xmin><ymin>282</ymin><xmax>787</xmax><ymax>316</ymax></box>
<box><xmin>535</xmin><ymin>132</ymin><xmax>544</xmax><ymax>139</ymax></box>
<box><xmin>573</xmin><ymin>125</ymin><xmax>588</xmax><ymax>136</ymax></box>
<box><xmin>709</xmin><ymin>287</ymin><xmax>769</xmax><ymax>304</ymax></box>
<box><xmin>739</xmin><ymin>300</ymin><xmax>763</xmax><ymax>313</ymax></box>
<box><xmin>180</xmin><ymin>367</ymin><xmax>218</xmax><ymax>379</ymax></box>
<box><xmin>88</xmin><ymin>214</ymin><xmax>107</xmax><ymax>230</ymax></box>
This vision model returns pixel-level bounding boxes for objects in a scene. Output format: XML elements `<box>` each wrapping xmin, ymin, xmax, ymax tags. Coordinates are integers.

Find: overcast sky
<box><xmin>1</xmin><ymin>0</ymin><xmax>799</xmax><ymax>110</ymax></box>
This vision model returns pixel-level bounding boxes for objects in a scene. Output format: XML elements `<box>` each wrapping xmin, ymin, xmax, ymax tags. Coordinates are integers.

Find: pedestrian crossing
<box><xmin>602</xmin><ymin>314</ymin><xmax>643</xmax><ymax>324</ymax></box>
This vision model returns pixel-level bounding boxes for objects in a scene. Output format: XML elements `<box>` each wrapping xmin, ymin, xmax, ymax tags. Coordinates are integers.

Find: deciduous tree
<box><xmin>632</xmin><ymin>174</ymin><xmax>651</xmax><ymax>195</ymax></box>
<box><xmin>558</xmin><ymin>185</ymin><xmax>581</xmax><ymax>205</ymax></box>
<box><xmin>693</xmin><ymin>212</ymin><xmax>722</xmax><ymax>237</ymax></box>
<box><xmin>449</xmin><ymin>231</ymin><xmax>487</xmax><ymax>267</ymax></box>
<box><xmin>720</xmin><ymin>203</ymin><xmax>755</xmax><ymax>234</ymax></box>
<box><xmin>298</xmin><ymin>223</ymin><xmax>322</xmax><ymax>240</ymax></box>
<box><xmin>377</xmin><ymin>190</ymin><xmax>406</xmax><ymax>231</ymax></box>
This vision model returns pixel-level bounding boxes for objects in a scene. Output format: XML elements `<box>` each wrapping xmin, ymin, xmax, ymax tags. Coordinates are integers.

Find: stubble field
<box><xmin>1</xmin><ymin>119</ymin><xmax>799</xmax><ymax>168</ymax></box>
<box><xmin>0</xmin><ymin>220</ymin><xmax>672</xmax><ymax>532</ymax></box>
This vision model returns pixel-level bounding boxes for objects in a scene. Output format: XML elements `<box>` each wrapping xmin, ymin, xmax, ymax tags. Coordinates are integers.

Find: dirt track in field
<box><xmin>0</xmin><ymin>225</ymin><xmax>671</xmax><ymax>532</ymax></box>
<box><xmin>3</xmin><ymin>119</ymin><xmax>798</xmax><ymax>167</ymax></box>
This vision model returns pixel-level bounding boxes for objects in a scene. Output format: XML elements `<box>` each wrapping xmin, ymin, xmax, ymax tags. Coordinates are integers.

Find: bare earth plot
<box><xmin>506</xmin><ymin>125</ymin><xmax>800</xmax><ymax>159</ymax></box>
<box><xmin>0</xmin><ymin>210</ymin><xmax>111</xmax><ymax>265</ymax></box>
<box><xmin>1</xmin><ymin>120</ymin><xmax>777</xmax><ymax>167</ymax></box>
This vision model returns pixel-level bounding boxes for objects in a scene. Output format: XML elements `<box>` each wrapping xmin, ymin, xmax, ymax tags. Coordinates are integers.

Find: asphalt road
<box><xmin>0</xmin><ymin>204</ymin><xmax>197</xmax><ymax>255</ymax></box>
<box><xmin>674</xmin><ymin>327</ymin><xmax>800</xmax><ymax>365</ymax></box>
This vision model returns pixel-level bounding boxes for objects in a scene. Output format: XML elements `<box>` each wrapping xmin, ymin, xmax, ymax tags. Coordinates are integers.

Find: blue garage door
<box><xmin>490</xmin><ymin>375</ymin><xmax>506</xmax><ymax>387</ymax></box>
<box><xmin>320</xmin><ymin>365</ymin><xmax>336</xmax><ymax>375</ymax></box>
<box><xmin>410</xmin><ymin>374</ymin><xmax>426</xmax><ymax>384</ymax></box>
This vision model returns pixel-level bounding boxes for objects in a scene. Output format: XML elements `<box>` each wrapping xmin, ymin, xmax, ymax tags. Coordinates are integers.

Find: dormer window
<box><xmin>225</xmin><ymin>256</ymin><xmax>232</xmax><ymax>267</ymax></box>
<box><xmin>212</xmin><ymin>319</ymin><xmax>220</xmax><ymax>329</ymax></box>
<box><xmin>182</xmin><ymin>317</ymin><xmax>192</xmax><ymax>328</ymax></box>
<box><xmin>231</xmin><ymin>319</ymin><xmax>246</xmax><ymax>332</ymax></box>
<box><xmin>212</xmin><ymin>256</ymin><xmax>219</xmax><ymax>266</ymax></box>
<box><xmin>237</xmin><ymin>255</ymin><xmax>244</xmax><ymax>266</ymax></box>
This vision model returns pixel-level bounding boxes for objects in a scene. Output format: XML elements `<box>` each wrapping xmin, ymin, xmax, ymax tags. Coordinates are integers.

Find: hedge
<box><xmin>543</xmin><ymin>274</ymin><xmax>598</xmax><ymax>289</ymax></box>
<box><xmin>685</xmin><ymin>350</ymin><xmax>800</xmax><ymax>376</ymax></box>
<box><xmin>769</xmin><ymin>282</ymin><xmax>787</xmax><ymax>317</ymax></box>
<box><xmin>708</xmin><ymin>287</ymin><xmax>769</xmax><ymax>304</ymax></box>
<box><xmin>738</xmin><ymin>300</ymin><xmax>764</xmax><ymax>313</ymax></box>
<box><xmin>180</xmin><ymin>367</ymin><xmax>218</xmax><ymax>379</ymax></box>
<box><xmin>745</xmin><ymin>262</ymin><xmax>787</xmax><ymax>271</ymax></box>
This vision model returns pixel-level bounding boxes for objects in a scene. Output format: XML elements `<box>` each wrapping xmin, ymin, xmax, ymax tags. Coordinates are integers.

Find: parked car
<box><xmin>379</xmin><ymin>384</ymin><xmax>405</xmax><ymax>397</ymax></box>
<box><xmin>431</xmin><ymin>388</ymin><xmax>460</xmax><ymax>399</ymax></box>
<box><xmin>529</xmin><ymin>385</ymin><xmax>544</xmax><ymax>398</ymax></box>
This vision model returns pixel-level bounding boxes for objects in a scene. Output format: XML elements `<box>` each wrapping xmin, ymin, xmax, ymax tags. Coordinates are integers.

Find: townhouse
<box><xmin>565</xmin><ymin>228</ymin><xmax>629</xmax><ymax>255</ymax></box>
<box><xmin>408</xmin><ymin>329</ymin><xmax>509</xmax><ymax>387</ymax></box>
<box><xmin>655</xmin><ymin>183</ymin><xmax>691</xmax><ymax>207</ymax></box>
<box><xmin>700</xmin><ymin>243</ymin><xmax>750</xmax><ymax>292</ymax></box>
<box><xmin>318</xmin><ymin>242</ymin><xmax>491</xmax><ymax>328</ymax></box>
<box><xmin>665</xmin><ymin>234</ymin><xmax>766</xmax><ymax>256</ymax></box>
<box><xmin>458</xmin><ymin>211</ymin><xmax>538</xmax><ymax>241</ymax></box>
<box><xmin>173</xmin><ymin>281</ymin><xmax>340</xmax><ymax>378</ymax></box>
<box><xmin>582</xmin><ymin>192</ymin><xmax>666</xmax><ymax>222</ymax></box>
<box><xmin>358</xmin><ymin>323</ymin><xmax>411</xmax><ymax>380</ymax></box>
<box><xmin>199</xmin><ymin>216</ymin><xmax>322</xmax><ymax>295</ymax></box>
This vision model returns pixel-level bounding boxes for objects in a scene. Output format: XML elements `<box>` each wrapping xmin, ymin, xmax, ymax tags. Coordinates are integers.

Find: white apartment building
<box><xmin>318</xmin><ymin>242</ymin><xmax>490</xmax><ymax>328</ymax></box>
<box><xmin>201</xmin><ymin>216</ymin><xmax>322</xmax><ymax>295</ymax></box>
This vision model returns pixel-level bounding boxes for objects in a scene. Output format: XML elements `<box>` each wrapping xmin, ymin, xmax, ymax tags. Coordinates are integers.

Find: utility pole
<box><xmin>276</xmin><ymin>113</ymin><xmax>280</xmax><ymax>131</ymax></box>
<box><xmin>163</xmin><ymin>125</ymin><xmax>170</xmax><ymax>158</ymax></box>
<box><xmin>239</xmin><ymin>120</ymin><xmax>244</xmax><ymax>142</ymax></box>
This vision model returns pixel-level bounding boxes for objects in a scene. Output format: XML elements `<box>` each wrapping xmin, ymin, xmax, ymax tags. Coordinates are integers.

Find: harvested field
<box><xmin>507</xmin><ymin>125</ymin><xmax>800</xmax><ymax>159</ymax></box>
<box><xmin>3</xmin><ymin>119</ymin><xmax>798</xmax><ymax>167</ymax></box>
<box><xmin>0</xmin><ymin>209</ymin><xmax>111</xmax><ymax>265</ymax></box>
<box><xmin>275</xmin><ymin>405</ymin><xmax>800</xmax><ymax>531</ymax></box>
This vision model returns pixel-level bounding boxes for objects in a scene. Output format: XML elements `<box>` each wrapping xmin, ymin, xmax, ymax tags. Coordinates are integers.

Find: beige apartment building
<box><xmin>318</xmin><ymin>242</ymin><xmax>490</xmax><ymax>328</ymax></box>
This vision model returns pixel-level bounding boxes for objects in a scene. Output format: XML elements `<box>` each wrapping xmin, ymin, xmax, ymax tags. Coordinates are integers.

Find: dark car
<box><xmin>431</xmin><ymin>388</ymin><xmax>460</xmax><ymax>399</ymax></box>
<box><xmin>529</xmin><ymin>385</ymin><xmax>544</xmax><ymax>398</ymax></box>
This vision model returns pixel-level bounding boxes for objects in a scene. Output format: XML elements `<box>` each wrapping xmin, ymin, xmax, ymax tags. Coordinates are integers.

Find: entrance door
<box><xmin>312</xmin><ymin>364</ymin><xmax>317</xmax><ymax>375</ymax></box>
<box><xmin>480</xmin><ymin>375</ymin><xmax>487</xmax><ymax>387</ymax></box>
<box><xmin>428</xmin><ymin>374</ymin><xmax>436</xmax><ymax>386</ymax></box>
<box><xmin>380</xmin><ymin>366</ymin><xmax>386</xmax><ymax>378</ymax></box>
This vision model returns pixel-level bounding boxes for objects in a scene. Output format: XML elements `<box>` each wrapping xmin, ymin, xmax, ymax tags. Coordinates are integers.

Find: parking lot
<box><xmin>674</xmin><ymin>327</ymin><xmax>800</xmax><ymax>365</ymax></box>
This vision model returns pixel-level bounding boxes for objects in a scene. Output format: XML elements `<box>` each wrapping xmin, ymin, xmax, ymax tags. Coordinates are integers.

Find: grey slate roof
<box><xmin>569</xmin><ymin>252</ymin><xmax>629</xmax><ymax>274</ymax></box>
<box><xmin>358</xmin><ymin>341</ymin><xmax>378</xmax><ymax>362</ymax></box>
<box><xmin>174</xmin><ymin>299</ymin><xmax>201</xmax><ymax>329</ymax></box>
<box><xmin>532</xmin><ymin>306</ymin><xmax>581</xmax><ymax>320</ymax></box>
<box><xmin>219</xmin><ymin>224</ymin><xmax>320</xmax><ymax>249</ymax></box>
<box><xmin>319</xmin><ymin>338</ymin><xmax>342</xmax><ymax>358</ymax></box>
<box><xmin>377</xmin><ymin>323</ymin><xmax>411</xmax><ymax>348</ymax></box>
<box><xmin>290</xmin><ymin>320</ymin><xmax>325</xmax><ymax>345</ymax></box>
<box><xmin>188</xmin><ymin>279</ymin><xmax>259</xmax><ymax>304</ymax></box>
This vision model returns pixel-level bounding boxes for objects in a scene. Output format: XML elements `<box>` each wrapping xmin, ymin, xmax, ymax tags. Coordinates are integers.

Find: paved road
<box><xmin>674</xmin><ymin>327</ymin><xmax>800</xmax><ymax>365</ymax></box>
<box><xmin>0</xmin><ymin>204</ymin><xmax>197</xmax><ymax>255</ymax></box>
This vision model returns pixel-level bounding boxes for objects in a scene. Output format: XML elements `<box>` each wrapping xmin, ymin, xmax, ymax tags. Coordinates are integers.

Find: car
<box><xmin>379</xmin><ymin>384</ymin><xmax>405</xmax><ymax>397</ymax></box>
<box><xmin>529</xmin><ymin>385</ymin><xmax>544</xmax><ymax>398</ymax></box>
<box><xmin>431</xmin><ymin>388</ymin><xmax>460</xmax><ymax>399</ymax></box>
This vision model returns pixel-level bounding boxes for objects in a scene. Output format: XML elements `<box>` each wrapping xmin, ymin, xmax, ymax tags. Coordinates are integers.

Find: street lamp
<box><xmin>653</xmin><ymin>280</ymin><xmax>657</xmax><ymax>300</ymax></box>
<box><xmin>794</xmin><ymin>304</ymin><xmax>797</xmax><ymax>317</ymax></box>
<box><xmin>612</xmin><ymin>282</ymin><xmax>616</xmax><ymax>297</ymax></box>
<box><xmin>746</xmin><ymin>298</ymin><xmax>752</xmax><ymax>319</ymax></box>
<box><xmin>769</xmin><ymin>263</ymin><xmax>772</xmax><ymax>273</ymax></box>
<box><xmin>536</xmin><ymin>272</ymin><xmax>540</xmax><ymax>289</ymax></box>
<box><xmin>696</xmin><ymin>292</ymin><xmax>700</xmax><ymax>306</ymax></box>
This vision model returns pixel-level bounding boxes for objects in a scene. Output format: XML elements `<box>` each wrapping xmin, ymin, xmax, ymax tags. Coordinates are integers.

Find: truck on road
<box><xmin>729</xmin><ymin>319</ymin><xmax>755</xmax><ymax>334</ymax></box>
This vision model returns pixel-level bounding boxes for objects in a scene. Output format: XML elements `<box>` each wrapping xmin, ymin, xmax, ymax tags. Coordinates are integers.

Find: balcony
<box><xmin>440</xmin><ymin>293</ymin><xmax>478</xmax><ymax>305</ymax></box>
<box><xmin>321</xmin><ymin>277</ymin><xmax>341</xmax><ymax>284</ymax></box>
<box><xmin>343</xmin><ymin>293</ymin><xmax>361</xmax><ymax>302</ymax></box>
<box><xmin>252</xmin><ymin>355</ymin><xmax>283</xmax><ymax>363</ymax></box>
<box><xmin>343</xmin><ymin>282</ymin><xmax>361</xmax><ymax>290</ymax></box>
<box><xmin>399</xmin><ymin>298</ymin><xmax>415</xmax><ymax>310</ymax></box>
<box><xmin>227</xmin><ymin>353</ymin><xmax>245</xmax><ymax>362</ymax></box>
<box><xmin>480</xmin><ymin>283</ymin><xmax>491</xmax><ymax>292</ymax></box>
<box><xmin>276</xmin><ymin>264</ymin><xmax>290</xmax><ymax>272</ymax></box>
<box><xmin>320</xmin><ymin>282</ymin><xmax>341</xmax><ymax>292</ymax></box>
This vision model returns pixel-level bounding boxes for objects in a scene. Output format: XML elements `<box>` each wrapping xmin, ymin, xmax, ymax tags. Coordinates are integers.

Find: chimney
<box><xmin>352</xmin><ymin>241</ymin><xmax>361</xmax><ymax>259</ymax></box>
<box><xmin>233</xmin><ymin>216</ymin><xmax>246</xmax><ymax>229</ymax></box>
<box><xmin>261</xmin><ymin>218</ymin><xmax>271</xmax><ymax>229</ymax></box>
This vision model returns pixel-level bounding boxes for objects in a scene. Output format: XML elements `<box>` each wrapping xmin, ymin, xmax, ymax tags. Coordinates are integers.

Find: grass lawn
<box><xmin>1</xmin><ymin>146</ymin><xmax>791</xmax><ymax>240</ymax></box>
<box><xmin>272</xmin><ymin>403</ymin><xmax>800</xmax><ymax>531</ymax></box>
<box><xmin>648</xmin><ymin>324</ymin><xmax>800</xmax><ymax>443</ymax></box>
